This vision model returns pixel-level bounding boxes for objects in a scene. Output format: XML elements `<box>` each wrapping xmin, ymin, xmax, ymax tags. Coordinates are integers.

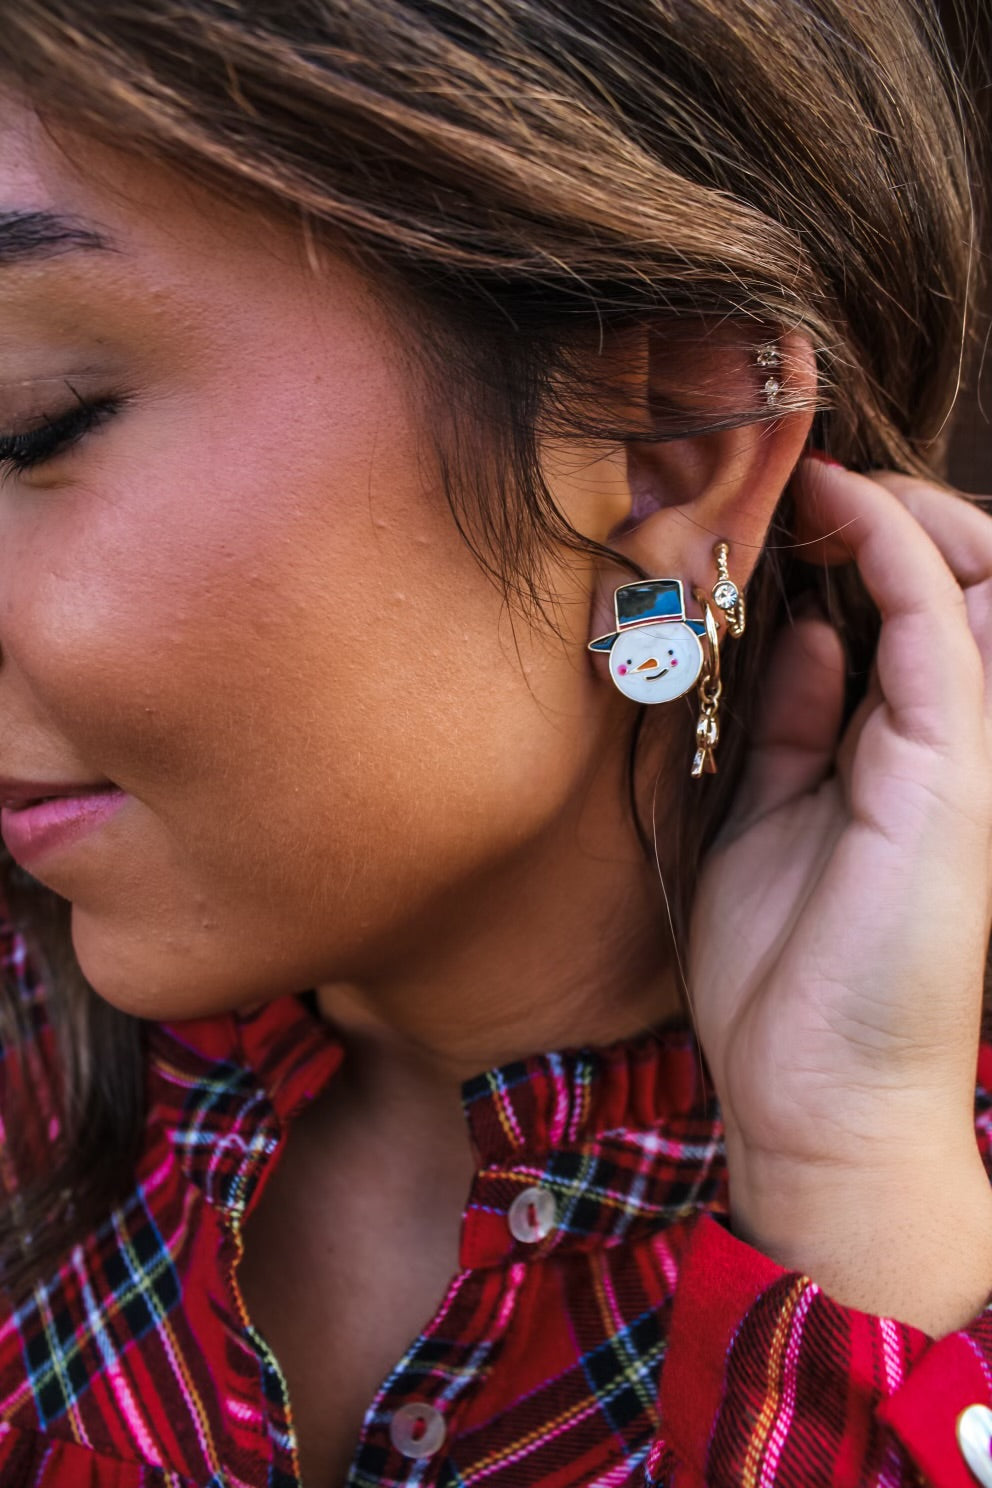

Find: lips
<box><xmin>4</xmin><ymin>791</ymin><xmax>112</xmax><ymax>810</ymax></box>
<box><xmin>0</xmin><ymin>786</ymin><xmax>128</xmax><ymax>870</ymax></box>
<box><xmin>0</xmin><ymin>779</ymin><xmax>119</xmax><ymax>809</ymax></box>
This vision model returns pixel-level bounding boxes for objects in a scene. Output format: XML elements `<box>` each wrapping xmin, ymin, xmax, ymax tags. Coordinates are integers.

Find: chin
<box><xmin>68</xmin><ymin>905</ymin><xmax>290</xmax><ymax>1023</ymax></box>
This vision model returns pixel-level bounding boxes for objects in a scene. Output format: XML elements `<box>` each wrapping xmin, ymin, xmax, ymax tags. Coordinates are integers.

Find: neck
<box><xmin>309</xmin><ymin>738</ymin><xmax>685</xmax><ymax>1249</ymax></box>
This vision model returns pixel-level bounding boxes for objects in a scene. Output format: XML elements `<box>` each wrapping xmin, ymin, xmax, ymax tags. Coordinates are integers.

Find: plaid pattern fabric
<box><xmin>2</xmin><ymin>913</ymin><xmax>992</xmax><ymax>1488</ymax></box>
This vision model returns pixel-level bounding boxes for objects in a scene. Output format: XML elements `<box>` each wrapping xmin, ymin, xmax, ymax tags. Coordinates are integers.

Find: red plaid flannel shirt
<box><xmin>1</xmin><ymin>910</ymin><xmax>992</xmax><ymax>1487</ymax></box>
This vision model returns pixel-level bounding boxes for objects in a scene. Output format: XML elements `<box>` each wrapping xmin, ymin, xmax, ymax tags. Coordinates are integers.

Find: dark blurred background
<box><xmin>941</xmin><ymin>0</ymin><xmax>991</xmax><ymax>495</ymax></box>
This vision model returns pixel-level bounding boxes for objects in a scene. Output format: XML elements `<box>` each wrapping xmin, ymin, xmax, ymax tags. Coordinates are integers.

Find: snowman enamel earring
<box><xmin>588</xmin><ymin>578</ymin><xmax>707</xmax><ymax>706</ymax></box>
<box><xmin>589</xmin><ymin>541</ymin><xmax>746</xmax><ymax>778</ymax></box>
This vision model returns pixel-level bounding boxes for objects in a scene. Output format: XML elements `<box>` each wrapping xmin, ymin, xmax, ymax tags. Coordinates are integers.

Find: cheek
<box><xmin>0</xmin><ymin>401</ymin><xmax>598</xmax><ymax>1014</ymax></box>
<box><xmin>2</xmin><ymin>480</ymin><xmax>280</xmax><ymax>775</ymax></box>
<box><xmin>1</xmin><ymin>346</ymin><xmax>431</xmax><ymax>782</ymax></box>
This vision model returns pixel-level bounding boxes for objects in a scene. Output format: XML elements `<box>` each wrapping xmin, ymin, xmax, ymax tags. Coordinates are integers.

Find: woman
<box><xmin>0</xmin><ymin>1</ymin><xmax>990</xmax><ymax>1483</ymax></box>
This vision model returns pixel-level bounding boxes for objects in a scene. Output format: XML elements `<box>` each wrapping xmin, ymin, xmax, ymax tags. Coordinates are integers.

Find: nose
<box><xmin>636</xmin><ymin>657</ymin><xmax>659</xmax><ymax>671</ymax></box>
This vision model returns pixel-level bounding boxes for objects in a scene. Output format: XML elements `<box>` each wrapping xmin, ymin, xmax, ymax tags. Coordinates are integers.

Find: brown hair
<box><xmin>0</xmin><ymin>0</ymin><xmax>984</xmax><ymax>1300</ymax></box>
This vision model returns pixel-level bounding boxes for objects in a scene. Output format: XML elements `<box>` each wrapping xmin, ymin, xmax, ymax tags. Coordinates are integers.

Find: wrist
<box><xmin>725</xmin><ymin>1136</ymin><xmax>992</xmax><ymax>1335</ymax></box>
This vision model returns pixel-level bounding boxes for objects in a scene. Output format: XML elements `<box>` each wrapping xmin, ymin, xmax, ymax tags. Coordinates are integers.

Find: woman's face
<box><xmin>0</xmin><ymin>98</ymin><xmax>633</xmax><ymax>1019</ymax></box>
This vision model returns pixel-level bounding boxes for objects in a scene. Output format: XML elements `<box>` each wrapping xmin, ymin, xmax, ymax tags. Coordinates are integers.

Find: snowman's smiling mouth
<box><xmin>635</xmin><ymin>661</ymin><xmax>670</xmax><ymax>680</ymax></box>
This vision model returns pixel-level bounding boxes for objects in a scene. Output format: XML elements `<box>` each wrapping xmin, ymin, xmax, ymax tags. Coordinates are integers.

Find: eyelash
<box><xmin>0</xmin><ymin>395</ymin><xmax>124</xmax><ymax>477</ymax></box>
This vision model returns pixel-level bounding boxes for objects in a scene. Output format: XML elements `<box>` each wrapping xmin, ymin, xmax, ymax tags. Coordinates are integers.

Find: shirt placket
<box><xmin>342</xmin><ymin>1264</ymin><xmax>526</xmax><ymax>1486</ymax></box>
<box><xmin>339</xmin><ymin>1145</ymin><xmax>581</xmax><ymax>1486</ymax></box>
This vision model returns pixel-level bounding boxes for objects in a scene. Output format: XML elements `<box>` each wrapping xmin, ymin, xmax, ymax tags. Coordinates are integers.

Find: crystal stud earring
<box><xmin>710</xmin><ymin>541</ymin><xmax>746</xmax><ymax>639</ymax></box>
<box><xmin>757</xmin><ymin>341</ymin><xmax>783</xmax><ymax>410</ymax></box>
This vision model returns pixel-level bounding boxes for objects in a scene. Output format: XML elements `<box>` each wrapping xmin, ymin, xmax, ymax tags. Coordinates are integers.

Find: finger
<box><xmin>727</xmin><ymin>613</ymin><xmax>846</xmax><ymax>829</ymax></box>
<box><xmin>791</xmin><ymin>464</ymin><xmax>992</xmax><ymax>574</ymax></box>
<box><xmin>835</xmin><ymin>657</ymin><xmax>883</xmax><ymax>792</ymax></box>
<box><xmin>793</xmin><ymin>458</ymin><xmax>985</xmax><ymax>755</ymax></box>
<box><xmin>870</xmin><ymin>477</ymin><xmax>992</xmax><ymax>709</ymax></box>
<box><xmin>792</xmin><ymin>456</ymin><xmax>859</xmax><ymax>566</ymax></box>
<box><xmin>870</xmin><ymin>473</ymin><xmax>992</xmax><ymax>589</ymax></box>
<box><xmin>790</xmin><ymin>529</ymin><xmax>857</xmax><ymax>567</ymax></box>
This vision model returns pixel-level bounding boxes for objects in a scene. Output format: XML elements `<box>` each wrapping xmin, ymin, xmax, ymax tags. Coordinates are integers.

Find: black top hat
<box><xmin>588</xmin><ymin>580</ymin><xmax>706</xmax><ymax>652</ymax></box>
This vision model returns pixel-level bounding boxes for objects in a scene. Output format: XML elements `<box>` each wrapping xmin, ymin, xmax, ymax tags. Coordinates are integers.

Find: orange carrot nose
<box><xmin>636</xmin><ymin>657</ymin><xmax>659</xmax><ymax>671</ymax></box>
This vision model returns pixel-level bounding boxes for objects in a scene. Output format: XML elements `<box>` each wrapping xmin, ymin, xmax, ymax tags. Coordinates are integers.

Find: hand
<box><xmin>689</xmin><ymin>459</ymin><xmax>992</xmax><ymax>1330</ymax></box>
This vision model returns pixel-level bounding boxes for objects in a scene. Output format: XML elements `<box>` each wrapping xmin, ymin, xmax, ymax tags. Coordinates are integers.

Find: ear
<box><xmin>570</xmin><ymin>324</ymin><xmax>817</xmax><ymax>647</ymax></box>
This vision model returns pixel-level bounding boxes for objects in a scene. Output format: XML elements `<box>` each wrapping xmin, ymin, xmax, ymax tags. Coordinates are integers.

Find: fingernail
<box><xmin>805</xmin><ymin>448</ymin><xmax>844</xmax><ymax>468</ymax></box>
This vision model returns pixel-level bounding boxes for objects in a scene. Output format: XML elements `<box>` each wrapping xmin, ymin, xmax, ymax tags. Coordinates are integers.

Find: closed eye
<box><xmin>0</xmin><ymin>391</ymin><xmax>125</xmax><ymax>479</ymax></box>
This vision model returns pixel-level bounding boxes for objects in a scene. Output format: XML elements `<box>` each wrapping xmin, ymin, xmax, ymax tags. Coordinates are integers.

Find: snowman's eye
<box><xmin>668</xmin><ymin>649</ymin><xmax>675</xmax><ymax>656</ymax></box>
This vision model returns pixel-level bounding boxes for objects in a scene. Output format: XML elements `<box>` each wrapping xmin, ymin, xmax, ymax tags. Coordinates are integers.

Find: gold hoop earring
<box><xmin>690</xmin><ymin>589</ymin><xmax>722</xmax><ymax>778</ymax></box>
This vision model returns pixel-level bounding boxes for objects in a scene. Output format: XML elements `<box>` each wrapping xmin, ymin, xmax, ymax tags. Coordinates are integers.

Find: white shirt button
<box><xmin>508</xmin><ymin>1184</ymin><xmax>557</xmax><ymax>1243</ymax></box>
<box><xmin>389</xmin><ymin>1401</ymin><xmax>446</xmax><ymax>1459</ymax></box>
<box><xmin>958</xmin><ymin>1404</ymin><xmax>992</xmax><ymax>1486</ymax></box>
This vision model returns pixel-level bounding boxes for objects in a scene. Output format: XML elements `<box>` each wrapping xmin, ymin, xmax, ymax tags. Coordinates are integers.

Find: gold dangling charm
<box><xmin>710</xmin><ymin>541</ymin><xmax>746</xmax><ymax>639</ymax></box>
<box><xmin>690</xmin><ymin>590</ymin><xmax>722</xmax><ymax>778</ymax></box>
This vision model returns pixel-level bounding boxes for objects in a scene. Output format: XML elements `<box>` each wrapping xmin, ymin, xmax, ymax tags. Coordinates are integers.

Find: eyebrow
<box><xmin>0</xmin><ymin>211</ymin><xmax>114</xmax><ymax>268</ymax></box>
